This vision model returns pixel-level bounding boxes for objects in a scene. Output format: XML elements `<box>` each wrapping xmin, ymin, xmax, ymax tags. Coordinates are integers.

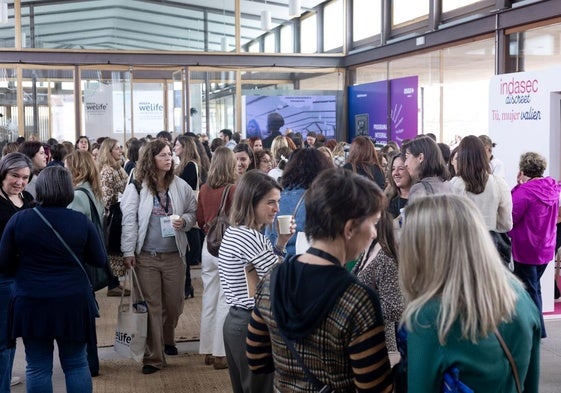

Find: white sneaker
<box><xmin>10</xmin><ymin>376</ymin><xmax>22</xmax><ymax>386</ymax></box>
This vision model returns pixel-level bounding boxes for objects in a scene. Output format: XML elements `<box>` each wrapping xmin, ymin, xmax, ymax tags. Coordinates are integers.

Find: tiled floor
<box><xmin>9</xmin><ymin>318</ymin><xmax>561</xmax><ymax>392</ymax></box>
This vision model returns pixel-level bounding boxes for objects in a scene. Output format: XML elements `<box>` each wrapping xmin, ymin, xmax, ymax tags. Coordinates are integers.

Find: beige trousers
<box><xmin>135</xmin><ymin>251</ymin><xmax>186</xmax><ymax>368</ymax></box>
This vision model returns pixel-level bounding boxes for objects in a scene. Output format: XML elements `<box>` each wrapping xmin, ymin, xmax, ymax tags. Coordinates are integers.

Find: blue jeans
<box><xmin>0</xmin><ymin>278</ymin><xmax>15</xmax><ymax>393</ymax></box>
<box><xmin>23</xmin><ymin>337</ymin><xmax>92</xmax><ymax>393</ymax></box>
<box><xmin>514</xmin><ymin>261</ymin><xmax>548</xmax><ymax>338</ymax></box>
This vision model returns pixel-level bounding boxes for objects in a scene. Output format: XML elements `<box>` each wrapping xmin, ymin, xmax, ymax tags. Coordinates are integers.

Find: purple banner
<box><xmin>348</xmin><ymin>81</ymin><xmax>388</xmax><ymax>143</ymax></box>
<box><xmin>348</xmin><ymin>76</ymin><xmax>418</xmax><ymax>146</ymax></box>
<box><xmin>389</xmin><ymin>76</ymin><xmax>418</xmax><ymax>145</ymax></box>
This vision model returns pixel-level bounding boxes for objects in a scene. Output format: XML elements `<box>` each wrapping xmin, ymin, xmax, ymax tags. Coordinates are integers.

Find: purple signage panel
<box><xmin>348</xmin><ymin>81</ymin><xmax>388</xmax><ymax>142</ymax></box>
<box><xmin>389</xmin><ymin>76</ymin><xmax>418</xmax><ymax>145</ymax></box>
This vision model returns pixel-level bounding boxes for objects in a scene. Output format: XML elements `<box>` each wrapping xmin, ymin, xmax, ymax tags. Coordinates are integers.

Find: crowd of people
<box><xmin>0</xmin><ymin>126</ymin><xmax>557</xmax><ymax>393</ymax></box>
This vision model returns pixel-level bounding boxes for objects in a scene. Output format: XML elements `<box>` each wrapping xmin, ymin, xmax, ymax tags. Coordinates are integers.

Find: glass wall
<box><xmin>355</xmin><ymin>37</ymin><xmax>494</xmax><ymax>145</ymax></box>
<box><xmin>20</xmin><ymin>67</ymin><xmax>75</xmax><ymax>142</ymax></box>
<box><xmin>0</xmin><ymin>67</ymin><xmax>18</xmax><ymax>147</ymax></box>
<box><xmin>507</xmin><ymin>21</ymin><xmax>561</xmax><ymax>73</ymax></box>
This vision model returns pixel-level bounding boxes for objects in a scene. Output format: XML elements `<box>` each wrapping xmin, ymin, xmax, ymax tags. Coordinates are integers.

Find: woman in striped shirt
<box><xmin>218</xmin><ymin>171</ymin><xmax>294</xmax><ymax>393</ymax></box>
<box><xmin>246</xmin><ymin>168</ymin><xmax>394</xmax><ymax>393</ymax></box>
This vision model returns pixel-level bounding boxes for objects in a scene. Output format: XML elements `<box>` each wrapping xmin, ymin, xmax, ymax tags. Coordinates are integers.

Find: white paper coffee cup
<box><xmin>277</xmin><ymin>215</ymin><xmax>292</xmax><ymax>235</ymax></box>
<box><xmin>170</xmin><ymin>214</ymin><xmax>180</xmax><ymax>227</ymax></box>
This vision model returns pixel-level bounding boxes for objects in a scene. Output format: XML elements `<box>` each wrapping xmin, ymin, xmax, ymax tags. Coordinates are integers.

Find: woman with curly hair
<box><xmin>266</xmin><ymin>148</ymin><xmax>332</xmax><ymax>256</ymax></box>
<box><xmin>120</xmin><ymin>140</ymin><xmax>197</xmax><ymax>374</ymax></box>
<box><xmin>254</xmin><ymin>149</ymin><xmax>274</xmax><ymax>174</ymax></box>
<box><xmin>509</xmin><ymin>151</ymin><xmax>561</xmax><ymax>338</ymax></box>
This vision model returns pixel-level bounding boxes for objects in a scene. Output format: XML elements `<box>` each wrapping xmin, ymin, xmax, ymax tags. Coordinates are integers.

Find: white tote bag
<box><xmin>114</xmin><ymin>268</ymin><xmax>148</xmax><ymax>362</ymax></box>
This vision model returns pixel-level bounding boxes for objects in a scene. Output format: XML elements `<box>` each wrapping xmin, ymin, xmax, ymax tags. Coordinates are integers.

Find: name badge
<box><xmin>160</xmin><ymin>216</ymin><xmax>175</xmax><ymax>238</ymax></box>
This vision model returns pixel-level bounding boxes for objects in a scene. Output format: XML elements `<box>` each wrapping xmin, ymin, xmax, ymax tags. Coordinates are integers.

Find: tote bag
<box><xmin>114</xmin><ymin>268</ymin><xmax>148</xmax><ymax>362</ymax></box>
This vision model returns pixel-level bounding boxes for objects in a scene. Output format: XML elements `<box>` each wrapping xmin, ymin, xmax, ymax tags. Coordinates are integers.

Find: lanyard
<box><xmin>306</xmin><ymin>247</ymin><xmax>341</xmax><ymax>266</ymax></box>
<box><xmin>156</xmin><ymin>189</ymin><xmax>170</xmax><ymax>214</ymax></box>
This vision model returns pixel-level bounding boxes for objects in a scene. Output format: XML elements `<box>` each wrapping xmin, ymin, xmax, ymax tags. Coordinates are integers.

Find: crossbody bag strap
<box><xmin>33</xmin><ymin>207</ymin><xmax>100</xmax><ymax>315</ymax></box>
<box><xmin>292</xmin><ymin>190</ymin><xmax>307</xmax><ymax>217</ymax></box>
<box><xmin>33</xmin><ymin>207</ymin><xmax>92</xmax><ymax>286</ymax></box>
<box><xmin>76</xmin><ymin>187</ymin><xmax>102</xmax><ymax>229</ymax></box>
<box><xmin>279</xmin><ymin>330</ymin><xmax>328</xmax><ymax>392</ymax></box>
<box><xmin>270</xmin><ymin>268</ymin><xmax>329</xmax><ymax>392</ymax></box>
<box><xmin>494</xmin><ymin>329</ymin><xmax>522</xmax><ymax>393</ymax></box>
<box><xmin>217</xmin><ymin>185</ymin><xmax>232</xmax><ymax>215</ymax></box>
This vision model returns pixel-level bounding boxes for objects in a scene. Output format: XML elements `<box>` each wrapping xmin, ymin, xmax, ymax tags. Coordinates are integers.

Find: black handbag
<box><xmin>105</xmin><ymin>202</ymin><xmax>123</xmax><ymax>254</ymax></box>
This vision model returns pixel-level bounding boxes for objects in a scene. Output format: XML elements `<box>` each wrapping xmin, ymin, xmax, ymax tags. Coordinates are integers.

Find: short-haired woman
<box><xmin>120</xmin><ymin>140</ymin><xmax>197</xmax><ymax>374</ymax></box>
<box><xmin>18</xmin><ymin>141</ymin><xmax>47</xmax><ymax>198</ymax></box>
<box><xmin>510</xmin><ymin>152</ymin><xmax>561</xmax><ymax>338</ymax></box>
<box><xmin>0</xmin><ymin>153</ymin><xmax>34</xmax><ymax>391</ymax></box>
<box><xmin>196</xmin><ymin>147</ymin><xmax>237</xmax><ymax>369</ymax></box>
<box><xmin>403</xmin><ymin>136</ymin><xmax>451</xmax><ymax>200</ymax></box>
<box><xmin>0</xmin><ymin>166</ymin><xmax>106</xmax><ymax>393</ymax></box>
<box><xmin>399</xmin><ymin>194</ymin><xmax>541</xmax><ymax>391</ymax></box>
<box><xmin>246</xmin><ymin>168</ymin><xmax>393</xmax><ymax>392</ymax></box>
<box><xmin>219</xmin><ymin>171</ymin><xmax>295</xmax><ymax>393</ymax></box>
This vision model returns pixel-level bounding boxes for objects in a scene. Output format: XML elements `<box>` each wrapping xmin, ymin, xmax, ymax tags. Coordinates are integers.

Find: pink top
<box><xmin>509</xmin><ymin>177</ymin><xmax>560</xmax><ymax>265</ymax></box>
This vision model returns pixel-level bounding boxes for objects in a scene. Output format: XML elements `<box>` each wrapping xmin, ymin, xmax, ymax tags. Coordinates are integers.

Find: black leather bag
<box><xmin>105</xmin><ymin>202</ymin><xmax>123</xmax><ymax>255</ymax></box>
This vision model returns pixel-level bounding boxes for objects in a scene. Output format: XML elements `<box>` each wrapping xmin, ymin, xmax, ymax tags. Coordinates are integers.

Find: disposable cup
<box><xmin>277</xmin><ymin>215</ymin><xmax>292</xmax><ymax>235</ymax></box>
<box><xmin>170</xmin><ymin>214</ymin><xmax>180</xmax><ymax>227</ymax></box>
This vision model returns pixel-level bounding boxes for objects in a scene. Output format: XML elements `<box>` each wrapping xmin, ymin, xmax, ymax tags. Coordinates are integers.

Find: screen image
<box><xmin>243</xmin><ymin>93</ymin><xmax>337</xmax><ymax>139</ymax></box>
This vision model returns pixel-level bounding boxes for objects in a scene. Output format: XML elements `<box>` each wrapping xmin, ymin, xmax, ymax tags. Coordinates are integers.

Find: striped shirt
<box><xmin>218</xmin><ymin>225</ymin><xmax>278</xmax><ymax>310</ymax></box>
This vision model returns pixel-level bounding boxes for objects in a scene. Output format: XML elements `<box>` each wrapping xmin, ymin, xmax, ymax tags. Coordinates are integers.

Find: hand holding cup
<box><xmin>170</xmin><ymin>214</ymin><xmax>183</xmax><ymax>230</ymax></box>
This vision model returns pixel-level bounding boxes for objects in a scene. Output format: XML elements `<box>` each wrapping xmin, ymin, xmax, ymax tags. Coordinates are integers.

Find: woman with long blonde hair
<box><xmin>399</xmin><ymin>194</ymin><xmax>540</xmax><ymax>392</ymax></box>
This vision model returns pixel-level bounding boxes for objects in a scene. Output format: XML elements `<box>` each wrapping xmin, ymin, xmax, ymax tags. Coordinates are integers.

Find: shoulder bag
<box><xmin>205</xmin><ymin>184</ymin><xmax>232</xmax><ymax>257</ymax></box>
<box><xmin>76</xmin><ymin>187</ymin><xmax>110</xmax><ymax>291</ymax></box>
<box><xmin>495</xmin><ymin>329</ymin><xmax>522</xmax><ymax>393</ymax></box>
<box><xmin>33</xmin><ymin>207</ymin><xmax>100</xmax><ymax>317</ymax></box>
